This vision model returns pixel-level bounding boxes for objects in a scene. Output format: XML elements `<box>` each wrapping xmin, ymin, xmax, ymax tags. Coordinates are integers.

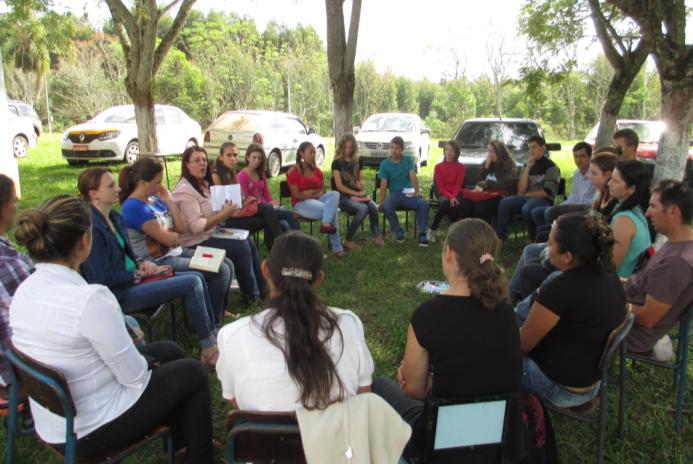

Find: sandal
<box><xmin>200</xmin><ymin>346</ymin><xmax>220</xmax><ymax>369</ymax></box>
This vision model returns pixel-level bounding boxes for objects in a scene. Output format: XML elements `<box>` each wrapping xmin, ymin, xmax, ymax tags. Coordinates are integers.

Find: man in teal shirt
<box><xmin>378</xmin><ymin>136</ymin><xmax>430</xmax><ymax>246</ymax></box>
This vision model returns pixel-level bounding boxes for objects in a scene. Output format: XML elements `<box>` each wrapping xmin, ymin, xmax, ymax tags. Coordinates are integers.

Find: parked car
<box><xmin>8</xmin><ymin>100</ymin><xmax>41</xmax><ymax>137</ymax></box>
<box><xmin>356</xmin><ymin>113</ymin><xmax>430</xmax><ymax>168</ymax></box>
<box><xmin>9</xmin><ymin>112</ymin><xmax>37</xmax><ymax>159</ymax></box>
<box><xmin>585</xmin><ymin>119</ymin><xmax>693</xmax><ymax>185</ymax></box>
<box><xmin>61</xmin><ymin>104</ymin><xmax>202</xmax><ymax>166</ymax></box>
<box><xmin>203</xmin><ymin>110</ymin><xmax>326</xmax><ymax>177</ymax></box>
<box><xmin>443</xmin><ymin>118</ymin><xmax>559</xmax><ymax>188</ymax></box>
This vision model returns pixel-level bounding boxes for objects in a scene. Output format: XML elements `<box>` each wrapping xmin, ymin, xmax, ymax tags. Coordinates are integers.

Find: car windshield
<box><xmin>620</xmin><ymin>121</ymin><xmax>665</xmax><ymax>143</ymax></box>
<box><xmin>211</xmin><ymin>113</ymin><xmax>260</xmax><ymax>132</ymax></box>
<box><xmin>361</xmin><ymin>114</ymin><xmax>415</xmax><ymax>133</ymax></box>
<box><xmin>93</xmin><ymin>107</ymin><xmax>135</xmax><ymax>123</ymax></box>
<box><xmin>454</xmin><ymin>122</ymin><xmax>539</xmax><ymax>150</ymax></box>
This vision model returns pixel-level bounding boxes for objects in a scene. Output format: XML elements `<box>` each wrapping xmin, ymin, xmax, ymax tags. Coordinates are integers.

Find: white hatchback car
<box><xmin>356</xmin><ymin>113</ymin><xmax>431</xmax><ymax>168</ymax></box>
<box><xmin>203</xmin><ymin>110</ymin><xmax>326</xmax><ymax>177</ymax></box>
<box><xmin>61</xmin><ymin>104</ymin><xmax>202</xmax><ymax>166</ymax></box>
<box><xmin>9</xmin><ymin>112</ymin><xmax>38</xmax><ymax>159</ymax></box>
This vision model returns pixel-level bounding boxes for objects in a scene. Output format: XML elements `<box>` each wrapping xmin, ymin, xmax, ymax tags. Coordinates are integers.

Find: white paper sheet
<box><xmin>210</xmin><ymin>184</ymin><xmax>242</xmax><ymax>211</ymax></box>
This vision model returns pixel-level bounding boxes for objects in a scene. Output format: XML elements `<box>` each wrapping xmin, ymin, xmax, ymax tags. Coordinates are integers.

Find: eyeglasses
<box><xmin>189</xmin><ymin>157</ymin><xmax>208</xmax><ymax>164</ymax></box>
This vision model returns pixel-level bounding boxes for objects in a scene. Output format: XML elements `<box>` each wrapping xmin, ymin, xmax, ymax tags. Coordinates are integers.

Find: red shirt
<box><xmin>434</xmin><ymin>161</ymin><xmax>465</xmax><ymax>199</ymax></box>
<box><xmin>286</xmin><ymin>166</ymin><xmax>324</xmax><ymax>206</ymax></box>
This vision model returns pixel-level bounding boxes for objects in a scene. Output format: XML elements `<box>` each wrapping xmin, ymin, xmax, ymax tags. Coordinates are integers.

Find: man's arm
<box><xmin>517</xmin><ymin>163</ymin><xmax>530</xmax><ymax>194</ymax></box>
<box><xmin>410</xmin><ymin>169</ymin><xmax>421</xmax><ymax>197</ymax></box>
<box><xmin>379</xmin><ymin>178</ymin><xmax>388</xmax><ymax>205</ymax></box>
<box><xmin>629</xmin><ymin>297</ymin><xmax>673</xmax><ymax>329</ymax></box>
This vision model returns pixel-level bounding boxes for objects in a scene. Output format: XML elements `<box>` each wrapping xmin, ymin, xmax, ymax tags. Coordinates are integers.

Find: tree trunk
<box><xmin>332</xmin><ymin>75</ymin><xmax>354</xmax><ymax>139</ymax></box>
<box><xmin>128</xmin><ymin>79</ymin><xmax>158</xmax><ymax>156</ymax></box>
<box><xmin>653</xmin><ymin>76</ymin><xmax>693</xmax><ymax>183</ymax></box>
<box><xmin>594</xmin><ymin>73</ymin><xmax>632</xmax><ymax>148</ymax></box>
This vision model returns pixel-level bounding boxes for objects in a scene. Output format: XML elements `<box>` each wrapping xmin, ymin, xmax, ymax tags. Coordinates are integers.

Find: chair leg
<box><xmin>6</xmin><ymin>380</ymin><xmax>17</xmax><ymax>464</ymax></box>
<box><xmin>164</xmin><ymin>432</ymin><xmax>174</xmax><ymax>464</ymax></box>
<box><xmin>618</xmin><ymin>342</ymin><xmax>627</xmax><ymax>439</ymax></box>
<box><xmin>169</xmin><ymin>303</ymin><xmax>177</xmax><ymax>342</ymax></box>
<box><xmin>65</xmin><ymin>435</ymin><xmax>77</xmax><ymax>464</ymax></box>
<box><xmin>597</xmin><ymin>385</ymin><xmax>608</xmax><ymax>464</ymax></box>
<box><xmin>674</xmin><ymin>338</ymin><xmax>688</xmax><ymax>433</ymax></box>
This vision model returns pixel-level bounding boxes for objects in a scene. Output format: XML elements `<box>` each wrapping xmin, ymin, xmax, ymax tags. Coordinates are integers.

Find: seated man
<box><xmin>626</xmin><ymin>180</ymin><xmax>693</xmax><ymax>360</ymax></box>
<box><xmin>496</xmin><ymin>135</ymin><xmax>561</xmax><ymax>242</ymax></box>
<box><xmin>532</xmin><ymin>141</ymin><xmax>596</xmax><ymax>238</ymax></box>
<box><xmin>377</xmin><ymin>136</ymin><xmax>430</xmax><ymax>246</ymax></box>
<box><xmin>613</xmin><ymin>128</ymin><xmax>639</xmax><ymax>161</ymax></box>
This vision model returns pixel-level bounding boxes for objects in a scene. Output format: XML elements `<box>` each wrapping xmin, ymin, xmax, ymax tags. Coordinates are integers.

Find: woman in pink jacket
<box><xmin>428</xmin><ymin>140</ymin><xmax>465</xmax><ymax>243</ymax></box>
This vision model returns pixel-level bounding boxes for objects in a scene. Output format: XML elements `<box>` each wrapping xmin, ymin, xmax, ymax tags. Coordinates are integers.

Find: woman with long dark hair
<box><xmin>216</xmin><ymin>231</ymin><xmax>374</xmax><ymax>411</ymax></box>
<box><xmin>607</xmin><ymin>160</ymin><xmax>653</xmax><ymax>277</ymax></box>
<box><xmin>118</xmin><ymin>157</ymin><xmax>233</xmax><ymax>324</ymax></box>
<box><xmin>427</xmin><ymin>140</ymin><xmax>465</xmax><ymax>242</ymax></box>
<box><xmin>11</xmin><ymin>195</ymin><xmax>214</xmax><ymax>463</ymax></box>
<box><xmin>172</xmin><ymin>146</ymin><xmax>267</xmax><ymax>305</ymax></box>
<box><xmin>519</xmin><ymin>214</ymin><xmax>626</xmax><ymax>407</ymax></box>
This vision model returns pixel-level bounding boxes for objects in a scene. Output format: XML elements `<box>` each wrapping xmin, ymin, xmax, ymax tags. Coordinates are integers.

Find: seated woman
<box><xmin>216</xmin><ymin>231</ymin><xmax>374</xmax><ymax>411</ymax></box>
<box><xmin>213</xmin><ymin>142</ymin><xmax>289</xmax><ymax>250</ymax></box>
<box><xmin>0</xmin><ymin>174</ymin><xmax>34</xmax><ymax>387</ymax></box>
<box><xmin>287</xmin><ymin>141</ymin><xmax>346</xmax><ymax>257</ymax></box>
<box><xmin>236</xmin><ymin>143</ymin><xmax>299</xmax><ymax>233</ymax></box>
<box><xmin>331</xmin><ymin>133</ymin><xmax>384</xmax><ymax>247</ymax></box>
<box><xmin>10</xmin><ymin>195</ymin><xmax>214</xmax><ymax>463</ymax></box>
<box><xmin>172</xmin><ymin>146</ymin><xmax>267</xmax><ymax>305</ymax></box>
<box><xmin>519</xmin><ymin>214</ymin><xmax>626</xmax><ymax>408</ymax></box>
<box><xmin>589</xmin><ymin>152</ymin><xmax>619</xmax><ymax>219</ymax></box>
<box><xmin>373</xmin><ymin>218</ymin><xmax>523</xmax><ymax>459</ymax></box>
<box><xmin>427</xmin><ymin>140</ymin><xmax>465</xmax><ymax>242</ymax></box>
<box><xmin>458</xmin><ymin>140</ymin><xmax>517</xmax><ymax>224</ymax></box>
<box><xmin>78</xmin><ymin>167</ymin><xmax>220</xmax><ymax>367</ymax></box>
<box><xmin>608</xmin><ymin>160</ymin><xmax>653</xmax><ymax>278</ymax></box>
<box><xmin>118</xmin><ymin>157</ymin><xmax>233</xmax><ymax>325</ymax></box>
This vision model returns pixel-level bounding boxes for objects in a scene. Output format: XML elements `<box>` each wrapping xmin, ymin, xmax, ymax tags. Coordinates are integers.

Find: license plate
<box><xmin>373</xmin><ymin>151</ymin><xmax>389</xmax><ymax>157</ymax></box>
<box><xmin>73</xmin><ymin>144</ymin><xmax>89</xmax><ymax>152</ymax></box>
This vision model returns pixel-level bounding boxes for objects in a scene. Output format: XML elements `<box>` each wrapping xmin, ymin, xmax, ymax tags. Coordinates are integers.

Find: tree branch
<box><xmin>588</xmin><ymin>0</ymin><xmax>623</xmax><ymax>67</ymax></box>
<box><xmin>159</xmin><ymin>0</ymin><xmax>183</xmax><ymax>16</ymax></box>
<box><xmin>344</xmin><ymin>0</ymin><xmax>362</xmax><ymax>71</ymax></box>
<box><xmin>103</xmin><ymin>0</ymin><xmax>136</xmax><ymax>40</ymax></box>
<box><xmin>154</xmin><ymin>0</ymin><xmax>196</xmax><ymax>73</ymax></box>
<box><xmin>325</xmin><ymin>0</ymin><xmax>346</xmax><ymax>78</ymax></box>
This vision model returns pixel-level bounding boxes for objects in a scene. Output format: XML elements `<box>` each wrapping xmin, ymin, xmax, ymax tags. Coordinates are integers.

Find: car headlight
<box><xmin>99</xmin><ymin>130</ymin><xmax>121</xmax><ymax>141</ymax></box>
<box><xmin>61</xmin><ymin>133</ymin><xmax>69</xmax><ymax>141</ymax></box>
<box><xmin>404</xmin><ymin>141</ymin><xmax>414</xmax><ymax>151</ymax></box>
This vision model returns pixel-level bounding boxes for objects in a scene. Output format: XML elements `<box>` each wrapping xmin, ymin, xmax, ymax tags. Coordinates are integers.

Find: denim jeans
<box><xmin>294</xmin><ymin>191</ymin><xmax>343</xmax><ymax>252</ymax></box>
<box><xmin>381</xmin><ymin>191</ymin><xmax>429</xmax><ymax>237</ymax></box>
<box><xmin>531</xmin><ymin>205</ymin><xmax>551</xmax><ymax>231</ymax></box>
<box><xmin>339</xmin><ymin>197</ymin><xmax>380</xmax><ymax>240</ymax></box>
<box><xmin>509</xmin><ymin>243</ymin><xmax>547</xmax><ymax>297</ymax></box>
<box><xmin>496</xmin><ymin>195</ymin><xmax>553</xmax><ymax>241</ymax></box>
<box><xmin>116</xmin><ymin>272</ymin><xmax>217</xmax><ymax>349</ymax></box>
<box><xmin>200</xmin><ymin>237</ymin><xmax>266</xmax><ymax>302</ymax></box>
<box><xmin>521</xmin><ymin>356</ymin><xmax>600</xmax><ymax>408</ymax></box>
<box><xmin>514</xmin><ymin>269</ymin><xmax>561</xmax><ymax>326</ymax></box>
<box><xmin>274</xmin><ymin>206</ymin><xmax>300</xmax><ymax>231</ymax></box>
<box><xmin>158</xmin><ymin>248</ymin><xmax>233</xmax><ymax>326</ymax></box>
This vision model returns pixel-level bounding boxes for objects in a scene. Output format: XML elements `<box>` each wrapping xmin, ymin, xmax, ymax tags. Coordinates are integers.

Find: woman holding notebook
<box><xmin>173</xmin><ymin>146</ymin><xmax>267</xmax><ymax>306</ymax></box>
<box><xmin>78</xmin><ymin>167</ymin><xmax>220</xmax><ymax>368</ymax></box>
<box><xmin>118</xmin><ymin>157</ymin><xmax>233</xmax><ymax>326</ymax></box>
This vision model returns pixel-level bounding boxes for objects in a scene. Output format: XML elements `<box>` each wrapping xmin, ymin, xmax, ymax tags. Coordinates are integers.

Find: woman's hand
<box><xmin>156</xmin><ymin>186</ymin><xmax>174</xmax><ymax>206</ymax></box>
<box><xmin>221</xmin><ymin>201</ymin><xmax>239</xmax><ymax>218</ymax></box>
<box><xmin>137</xmin><ymin>260</ymin><xmax>158</xmax><ymax>277</ymax></box>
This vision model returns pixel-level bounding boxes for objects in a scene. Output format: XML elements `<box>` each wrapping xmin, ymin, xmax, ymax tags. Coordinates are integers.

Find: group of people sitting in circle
<box><xmin>0</xmin><ymin>123</ymin><xmax>692</xmax><ymax>463</ymax></box>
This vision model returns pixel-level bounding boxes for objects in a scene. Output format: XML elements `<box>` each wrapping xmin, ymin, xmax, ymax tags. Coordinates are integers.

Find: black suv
<box><xmin>441</xmin><ymin>118</ymin><xmax>560</xmax><ymax>188</ymax></box>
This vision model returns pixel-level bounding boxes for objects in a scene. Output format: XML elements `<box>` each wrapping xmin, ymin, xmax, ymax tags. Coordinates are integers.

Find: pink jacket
<box><xmin>171</xmin><ymin>177</ymin><xmax>213</xmax><ymax>247</ymax></box>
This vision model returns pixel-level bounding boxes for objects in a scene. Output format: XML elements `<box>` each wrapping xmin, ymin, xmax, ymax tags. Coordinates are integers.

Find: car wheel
<box><xmin>315</xmin><ymin>145</ymin><xmax>325</xmax><ymax>167</ymax></box>
<box><xmin>12</xmin><ymin>135</ymin><xmax>28</xmax><ymax>159</ymax></box>
<box><xmin>124</xmin><ymin>141</ymin><xmax>139</xmax><ymax>165</ymax></box>
<box><xmin>267</xmin><ymin>151</ymin><xmax>282</xmax><ymax>178</ymax></box>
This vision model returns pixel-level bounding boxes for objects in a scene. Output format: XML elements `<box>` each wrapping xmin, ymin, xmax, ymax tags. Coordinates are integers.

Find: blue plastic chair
<box><xmin>627</xmin><ymin>306</ymin><xmax>692</xmax><ymax>433</ymax></box>
<box><xmin>4</xmin><ymin>343</ymin><xmax>174</xmax><ymax>464</ymax></box>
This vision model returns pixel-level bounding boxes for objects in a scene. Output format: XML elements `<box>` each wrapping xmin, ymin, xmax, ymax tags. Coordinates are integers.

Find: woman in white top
<box><xmin>10</xmin><ymin>195</ymin><xmax>214</xmax><ymax>463</ymax></box>
<box><xmin>216</xmin><ymin>231</ymin><xmax>374</xmax><ymax>411</ymax></box>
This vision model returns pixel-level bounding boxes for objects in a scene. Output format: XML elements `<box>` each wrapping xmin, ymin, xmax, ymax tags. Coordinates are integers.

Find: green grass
<box><xmin>1</xmin><ymin>134</ymin><xmax>691</xmax><ymax>463</ymax></box>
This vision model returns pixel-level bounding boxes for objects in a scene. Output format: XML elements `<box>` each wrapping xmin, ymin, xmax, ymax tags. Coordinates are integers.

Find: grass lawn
<box><xmin>1</xmin><ymin>134</ymin><xmax>690</xmax><ymax>463</ymax></box>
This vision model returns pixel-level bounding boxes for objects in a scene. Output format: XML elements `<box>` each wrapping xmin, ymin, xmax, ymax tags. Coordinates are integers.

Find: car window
<box><xmin>284</xmin><ymin>118</ymin><xmax>307</xmax><ymax>135</ymax></box>
<box><xmin>155</xmin><ymin>109</ymin><xmax>165</xmax><ymax>125</ymax></box>
<box><xmin>19</xmin><ymin>105</ymin><xmax>37</xmax><ymax>118</ymax></box>
<box><xmin>619</xmin><ymin>122</ymin><xmax>665</xmax><ymax>143</ymax></box>
<box><xmin>9</xmin><ymin>105</ymin><xmax>19</xmax><ymax>117</ymax></box>
<box><xmin>361</xmin><ymin>114</ymin><xmax>416</xmax><ymax>133</ymax></box>
<box><xmin>164</xmin><ymin>108</ymin><xmax>181</xmax><ymax>124</ymax></box>
<box><xmin>454</xmin><ymin>122</ymin><xmax>539</xmax><ymax>150</ymax></box>
<box><xmin>211</xmin><ymin>113</ymin><xmax>260</xmax><ymax>132</ymax></box>
<box><xmin>100</xmin><ymin>107</ymin><xmax>136</xmax><ymax>123</ymax></box>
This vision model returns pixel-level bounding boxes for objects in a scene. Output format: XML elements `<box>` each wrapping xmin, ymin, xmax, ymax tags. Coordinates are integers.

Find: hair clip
<box><xmin>479</xmin><ymin>253</ymin><xmax>494</xmax><ymax>265</ymax></box>
<box><xmin>281</xmin><ymin>267</ymin><xmax>313</xmax><ymax>280</ymax></box>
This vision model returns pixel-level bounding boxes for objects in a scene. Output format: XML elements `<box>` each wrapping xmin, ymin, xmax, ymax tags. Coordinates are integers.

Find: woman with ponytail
<box><xmin>373</xmin><ymin>218</ymin><xmax>522</xmax><ymax>459</ymax></box>
<box><xmin>119</xmin><ymin>158</ymin><xmax>233</xmax><ymax>323</ymax></box>
<box><xmin>216</xmin><ymin>231</ymin><xmax>374</xmax><ymax>411</ymax></box>
<box><xmin>519</xmin><ymin>214</ymin><xmax>626</xmax><ymax>408</ymax></box>
<box><xmin>10</xmin><ymin>195</ymin><xmax>214</xmax><ymax>463</ymax></box>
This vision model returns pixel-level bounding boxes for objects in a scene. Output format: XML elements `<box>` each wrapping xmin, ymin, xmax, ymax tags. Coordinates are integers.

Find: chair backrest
<box><xmin>422</xmin><ymin>394</ymin><xmax>517</xmax><ymax>463</ymax></box>
<box><xmin>5</xmin><ymin>343</ymin><xmax>75</xmax><ymax>419</ymax></box>
<box><xmin>279</xmin><ymin>181</ymin><xmax>292</xmax><ymax>206</ymax></box>
<box><xmin>226</xmin><ymin>410</ymin><xmax>305</xmax><ymax>464</ymax></box>
<box><xmin>598</xmin><ymin>311</ymin><xmax>635</xmax><ymax>371</ymax></box>
<box><xmin>557</xmin><ymin>177</ymin><xmax>566</xmax><ymax>199</ymax></box>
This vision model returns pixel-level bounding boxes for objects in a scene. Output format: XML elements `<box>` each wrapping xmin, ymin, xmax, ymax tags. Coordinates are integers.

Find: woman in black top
<box><xmin>520</xmin><ymin>214</ymin><xmax>626</xmax><ymax>407</ymax></box>
<box><xmin>373</xmin><ymin>218</ymin><xmax>522</xmax><ymax>460</ymax></box>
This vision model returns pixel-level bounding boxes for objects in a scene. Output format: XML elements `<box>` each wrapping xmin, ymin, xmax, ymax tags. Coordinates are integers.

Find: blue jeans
<box><xmin>339</xmin><ymin>197</ymin><xmax>380</xmax><ymax>240</ymax></box>
<box><xmin>158</xmin><ymin>248</ymin><xmax>233</xmax><ymax>326</ymax></box>
<box><xmin>382</xmin><ymin>191</ymin><xmax>429</xmax><ymax>237</ymax></box>
<box><xmin>274</xmin><ymin>206</ymin><xmax>299</xmax><ymax>231</ymax></box>
<box><xmin>514</xmin><ymin>270</ymin><xmax>561</xmax><ymax>325</ymax></box>
<box><xmin>521</xmin><ymin>356</ymin><xmax>600</xmax><ymax>408</ymax></box>
<box><xmin>116</xmin><ymin>272</ymin><xmax>217</xmax><ymax>349</ymax></box>
<box><xmin>496</xmin><ymin>195</ymin><xmax>553</xmax><ymax>241</ymax></box>
<box><xmin>509</xmin><ymin>243</ymin><xmax>547</xmax><ymax>297</ymax></box>
<box><xmin>294</xmin><ymin>191</ymin><xmax>343</xmax><ymax>253</ymax></box>
<box><xmin>200</xmin><ymin>237</ymin><xmax>266</xmax><ymax>302</ymax></box>
<box><xmin>531</xmin><ymin>205</ymin><xmax>552</xmax><ymax>231</ymax></box>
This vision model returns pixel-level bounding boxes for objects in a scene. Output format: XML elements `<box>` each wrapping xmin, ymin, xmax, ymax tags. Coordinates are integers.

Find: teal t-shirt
<box><xmin>611</xmin><ymin>206</ymin><xmax>651</xmax><ymax>278</ymax></box>
<box><xmin>379</xmin><ymin>155</ymin><xmax>414</xmax><ymax>192</ymax></box>
<box><xmin>114</xmin><ymin>229</ymin><xmax>138</xmax><ymax>272</ymax></box>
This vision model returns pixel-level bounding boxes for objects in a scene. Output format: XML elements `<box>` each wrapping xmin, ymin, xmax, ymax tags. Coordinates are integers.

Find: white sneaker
<box><xmin>653</xmin><ymin>334</ymin><xmax>673</xmax><ymax>362</ymax></box>
<box><xmin>426</xmin><ymin>228</ymin><xmax>437</xmax><ymax>243</ymax></box>
<box><xmin>229</xmin><ymin>279</ymin><xmax>240</xmax><ymax>291</ymax></box>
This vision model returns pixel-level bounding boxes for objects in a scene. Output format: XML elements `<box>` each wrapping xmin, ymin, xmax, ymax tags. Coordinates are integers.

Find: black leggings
<box><xmin>55</xmin><ymin>341</ymin><xmax>214</xmax><ymax>464</ymax></box>
<box><xmin>226</xmin><ymin>202</ymin><xmax>283</xmax><ymax>250</ymax></box>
